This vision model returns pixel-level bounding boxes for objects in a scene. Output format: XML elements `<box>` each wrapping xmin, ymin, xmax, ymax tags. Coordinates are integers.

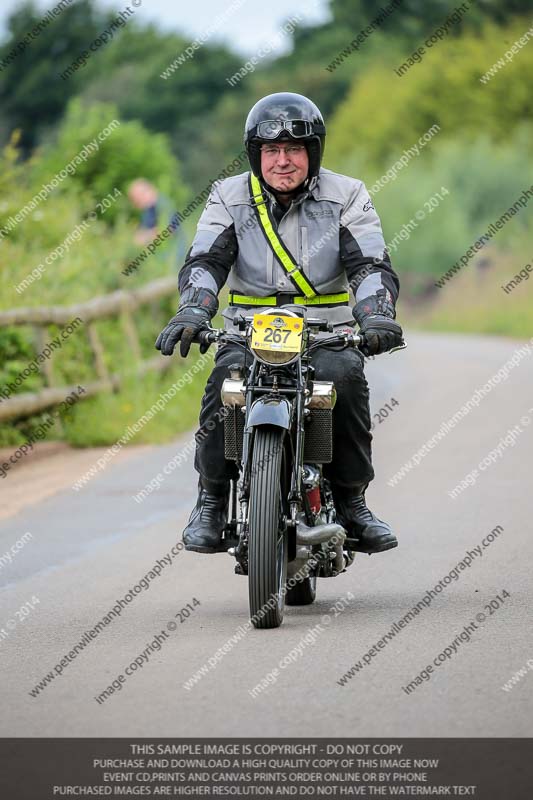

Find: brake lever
<box><xmin>388</xmin><ymin>340</ymin><xmax>407</xmax><ymax>354</ymax></box>
<box><xmin>232</xmin><ymin>314</ymin><xmax>248</xmax><ymax>331</ymax></box>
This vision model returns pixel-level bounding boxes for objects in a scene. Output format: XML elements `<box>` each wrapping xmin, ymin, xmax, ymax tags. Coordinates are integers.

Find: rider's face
<box><xmin>260</xmin><ymin>142</ymin><xmax>309</xmax><ymax>193</ymax></box>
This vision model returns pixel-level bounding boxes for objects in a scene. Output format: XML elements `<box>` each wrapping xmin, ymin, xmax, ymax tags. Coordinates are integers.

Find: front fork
<box><xmin>288</xmin><ymin>357</ymin><xmax>306</xmax><ymax>526</ymax></box>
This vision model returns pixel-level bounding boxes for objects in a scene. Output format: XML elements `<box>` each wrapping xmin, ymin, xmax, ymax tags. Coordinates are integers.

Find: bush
<box><xmin>326</xmin><ymin>17</ymin><xmax>533</xmax><ymax>170</ymax></box>
<box><xmin>0</xmin><ymin>107</ymin><xmax>203</xmax><ymax>448</ymax></box>
<box><xmin>34</xmin><ymin>99</ymin><xmax>188</xmax><ymax>224</ymax></box>
<box><xmin>368</xmin><ymin>130</ymin><xmax>533</xmax><ymax>289</ymax></box>
<box><xmin>405</xmin><ymin>231</ymin><xmax>532</xmax><ymax>339</ymax></box>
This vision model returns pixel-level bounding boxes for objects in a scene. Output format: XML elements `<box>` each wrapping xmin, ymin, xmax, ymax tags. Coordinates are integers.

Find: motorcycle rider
<box><xmin>156</xmin><ymin>92</ymin><xmax>403</xmax><ymax>555</ymax></box>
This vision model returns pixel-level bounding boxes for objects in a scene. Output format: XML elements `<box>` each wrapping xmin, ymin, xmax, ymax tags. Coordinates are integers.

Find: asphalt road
<box><xmin>1</xmin><ymin>330</ymin><xmax>532</xmax><ymax>737</ymax></box>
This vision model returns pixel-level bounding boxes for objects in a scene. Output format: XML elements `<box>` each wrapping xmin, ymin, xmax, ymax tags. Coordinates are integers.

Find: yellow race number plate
<box><xmin>251</xmin><ymin>314</ymin><xmax>303</xmax><ymax>353</ymax></box>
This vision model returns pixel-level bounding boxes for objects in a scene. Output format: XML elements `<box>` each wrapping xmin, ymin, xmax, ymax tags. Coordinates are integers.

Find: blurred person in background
<box><xmin>128</xmin><ymin>178</ymin><xmax>159</xmax><ymax>246</ymax></box>
<box><xmin>128</xmin><ymin>178</ymin><xmax>187</xmax><ymax>259</ymax></box>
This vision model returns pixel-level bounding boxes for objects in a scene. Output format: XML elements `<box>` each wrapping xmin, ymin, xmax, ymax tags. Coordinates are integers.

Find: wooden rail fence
<box><xmin>0</xmin><ymin>277</ymin><xmax>176</xmax><ymax>423</ymax></box>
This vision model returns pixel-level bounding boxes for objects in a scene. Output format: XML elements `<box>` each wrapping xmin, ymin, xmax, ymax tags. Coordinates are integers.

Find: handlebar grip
<box><xmin>196</xmin><ymin>329</ymin><xmax>216</xmax><ymax>346</ymax></box>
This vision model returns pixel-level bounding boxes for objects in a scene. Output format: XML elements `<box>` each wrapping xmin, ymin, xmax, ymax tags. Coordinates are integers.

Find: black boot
<box><xmin>332</xmin><ymin>483</ymin><xmax>398</xmax><ymax>554</ymax></box>
<box><xmin>182</xmin><ymin>478</ymin><xmax>229</xmax><ymax>553</ymax></box>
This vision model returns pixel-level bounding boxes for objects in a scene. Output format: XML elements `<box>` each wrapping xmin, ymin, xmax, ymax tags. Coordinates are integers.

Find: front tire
<box><xmin>248</xmin><ymin>426</ymin><xmax>287</xmax><ymax>629</ymax></box>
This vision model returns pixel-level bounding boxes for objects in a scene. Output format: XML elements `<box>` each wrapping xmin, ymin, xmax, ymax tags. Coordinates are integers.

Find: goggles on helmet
<box><xmin>255</xmin><ymin>119</ymin><xmax>323</xmax><ymax>140</ymax></box>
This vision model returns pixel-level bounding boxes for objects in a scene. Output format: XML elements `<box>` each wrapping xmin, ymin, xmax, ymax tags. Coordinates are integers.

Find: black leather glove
<box><xmin>352</xmin><ymin>288</ymin><xmax>404</xmax><ymax>357</ymax></box>
<box><xmin>155</xmin><ymin>288</ymin><xmax>218</xmax><ymax>357</ymax></box>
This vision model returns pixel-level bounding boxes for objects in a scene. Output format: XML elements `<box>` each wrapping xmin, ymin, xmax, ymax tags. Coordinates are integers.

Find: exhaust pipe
<box><xmin>296</xmin><ymin>520</ymin><xmax>347</xmax><ymax>575</ymax></box>
<box><xmin>296</xmin><ymin>521</ymin><xmax>346</xmax><ymax>546</ymax></box>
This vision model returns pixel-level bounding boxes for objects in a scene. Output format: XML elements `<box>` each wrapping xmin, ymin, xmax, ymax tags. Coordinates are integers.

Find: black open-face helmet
<box><xmin>244</xmin><ymin>92</ymin><xmax>326</xmax><ymax>182</ymax></box>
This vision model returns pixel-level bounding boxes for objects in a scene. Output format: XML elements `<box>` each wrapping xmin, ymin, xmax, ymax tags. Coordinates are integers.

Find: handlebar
<box><xmin>196</xmin><ymin>319</ymin><xmax>407</xmax><ymax>354</ymax></box>
<box><xmin>196</xmin><ymin>324</ymin><xmax>363</xmax><ymax>349</ymax></box>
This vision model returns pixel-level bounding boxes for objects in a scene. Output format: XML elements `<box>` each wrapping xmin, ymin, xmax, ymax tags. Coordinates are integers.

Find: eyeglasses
<box><xmin>256</xmin><ymin>119</ymin><xmax>314</xmax><ymax>139</ymax></box>
<box><xmin>260</xmin><ymin>144</ymin><xmax>307</xmax><ymax>157</ymax></box>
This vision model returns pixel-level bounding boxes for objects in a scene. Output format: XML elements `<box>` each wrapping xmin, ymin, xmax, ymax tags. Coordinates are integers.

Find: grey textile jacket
<box><xmin>178</xmin><ymin>167</ymin><xmax>400</xmax><ymax>330</ymax></box>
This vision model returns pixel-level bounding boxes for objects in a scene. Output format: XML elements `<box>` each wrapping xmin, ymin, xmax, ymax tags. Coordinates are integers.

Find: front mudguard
<box><xmin>246</xmin><ymin>396</ymin><xmax>292</xmax><ymax>431</ymax></box>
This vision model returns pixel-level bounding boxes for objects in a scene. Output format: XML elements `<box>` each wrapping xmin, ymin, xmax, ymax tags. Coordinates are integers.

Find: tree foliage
<box><xmin>35</xmin><ymin>99</ymin><xmax>187</xmax><ymax>219</ymax></box>
<box><xmin>0</xmin><ymin>1</ymin><xmax>105</xmax><ymax>149</ymax></box>
<box><xmin>326</xmin><ymin>17</ymin><xmax>533</xmax><ymax>170</ymax></box>
<box><xmin>330</xmin><ymin>0</ymin><xmax>532</xmax><ymax>35</ymax></box>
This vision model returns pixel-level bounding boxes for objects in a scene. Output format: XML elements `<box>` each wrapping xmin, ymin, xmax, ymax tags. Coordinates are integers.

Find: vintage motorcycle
<box><xmin>196</xmin><ymin>307</ymin><xmax>401</xmax><ymax>629</ymax></box>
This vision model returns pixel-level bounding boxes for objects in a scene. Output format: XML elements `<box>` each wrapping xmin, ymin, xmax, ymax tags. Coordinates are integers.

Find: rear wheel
<box><xmin>248</xmin><ymin>427</ymin><xmax>287</xmax><ymax>629</ymax></box>
<box><xmin>286</xmin><ymin>573</ymin><xmax>317</xmax><ymax>606</ymax></box>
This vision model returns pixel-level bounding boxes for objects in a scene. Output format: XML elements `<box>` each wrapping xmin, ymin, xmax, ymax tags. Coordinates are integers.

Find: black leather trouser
<box><xmin>193</xmin><ymin>342</ymin><xmax>375</xmax><ymax>489</ymax></box>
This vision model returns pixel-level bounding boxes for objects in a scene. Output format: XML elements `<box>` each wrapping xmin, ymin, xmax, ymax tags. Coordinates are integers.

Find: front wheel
<box><xmin>248</xmin><ymin>426</ymin><xmax>287</xmax><ymax>629</ymax></box>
